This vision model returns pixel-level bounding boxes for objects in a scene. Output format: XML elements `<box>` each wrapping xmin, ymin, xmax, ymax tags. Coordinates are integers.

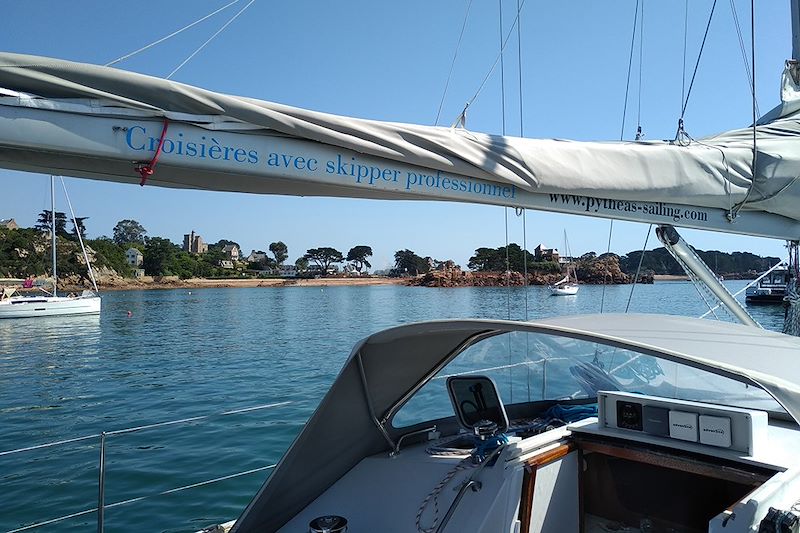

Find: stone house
<box><xmin>0</xmin><ymin>218</ymin><xmax>18</xmax><ymax>230</ymax></box>
<box><xmin>183</xmin><ymin>231</ymin><xmax>208</xmax><ymax>254</ymax></box>
<box><xmin>534</xmin><ymin>244</ymin><xmax>560</xmax><ymax>262</ymax></box>
<box><xmin>125</xmin><ymin>247</ymin><xmax>143</xmax><ymax>267</ymax></box>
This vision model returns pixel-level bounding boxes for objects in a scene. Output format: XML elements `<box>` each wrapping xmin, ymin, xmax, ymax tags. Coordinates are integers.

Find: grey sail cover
<box><xmin>0</xmin><ymin>53</ymin><xmax>799</xmax><ymax>238</ymax></box>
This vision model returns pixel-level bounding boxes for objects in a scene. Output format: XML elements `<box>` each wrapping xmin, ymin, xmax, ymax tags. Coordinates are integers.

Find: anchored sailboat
<box><xmin>0</xmin><ymin>176</ymin><xmax>100</xmax><ymax>319</ymax></box>
<box><xmin>550</xmin><ymin>231</ymin><xmax>579</xmax><ymax>296</ymax></box>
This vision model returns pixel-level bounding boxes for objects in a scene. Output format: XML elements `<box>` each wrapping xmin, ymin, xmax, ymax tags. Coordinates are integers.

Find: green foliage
<box><xmin>113</xmin><ymin>219</ymin><xmax>147</xmax><ymax>245</ymax></box>
<box><xmin>36</xmin><ymin>210</ymin><xmax>69</xmax><ymax>237</ymax></box>
<box><xmin>295</xmin><ymin>256</ymin><xmax>309</xmax><ymax>271</ymax></box>
<box><xmin>143</xmin><ymin>237</ymin><xmax>178</xmax><ymax>276</ymax></box>
<box><xmin>304</xmin><ymin>247</ymin><xmax>344</xmax><ymax>272</ymax></box>
<box><xmin>211</xmin><ymin>239</ymin><xmax>240</xmax><ymax>251</ymax></box>
<box><xmin>0</xmin><ymin>227</ymin><xmax>49</xmax><ymax>276</ymax></box>
<box><xmin>394</xmin><ymin>249</ymin><xmax>429</xmax><ymax>275</ymax></box>
<box><xmin>269</xmin><ymin>241</ymin><xmax>288</xmax><ymax>266</ymax></box>
<box><xmin>467</xmin><ymin>244</ymin><xmax>541</xmax><ymax>273</ymax></box>
<box><xmin>86</xmin><ymin>238</ymin><xmax>132</xmax><ymax>277</ymax></box>
<box><xmin>70</xmin><ymin>217</ymin><xmax>89</xmax><ymax>241</ymax></box>
<box><xmin>618</xmin><ymin>247</ymin><xmax>780</xmax><ymax>276</ymax></box>
<box><xmin>347</xmin><ymin>245</ymin><xmax>373</xmax><ymax>272</ymax></box>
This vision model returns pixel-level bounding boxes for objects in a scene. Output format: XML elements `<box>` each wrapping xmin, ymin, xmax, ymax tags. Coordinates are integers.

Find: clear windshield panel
<box><xmin>392</xmin><ymin>330</ymin><xmax>784</xmax><ymax>428</ymax></box>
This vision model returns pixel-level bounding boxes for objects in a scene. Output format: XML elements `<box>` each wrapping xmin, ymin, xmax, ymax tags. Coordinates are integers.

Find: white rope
<box><xmin>105</xmin><ymin>0</ymin><xmax>243</xmax><ymax>67</ymax></box>
<box><xmin>415</xmin><ymin>458</ymin><xmax>476</xmax><ymax>533</ymax></box>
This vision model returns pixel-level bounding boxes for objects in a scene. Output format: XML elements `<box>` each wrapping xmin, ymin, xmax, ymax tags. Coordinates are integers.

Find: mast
<box><xmin>50</xmin><ymin>175</ymin><xmax>57</xmax><ymax>297</ymax></box>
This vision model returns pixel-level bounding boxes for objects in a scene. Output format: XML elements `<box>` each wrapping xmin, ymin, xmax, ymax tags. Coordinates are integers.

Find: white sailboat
<box><xmin>0</xmin><ymin>177</ymin><xmax>101</xmax><ymax>319</ymax></box>
<box><xmin>550</xmin><ymin>232</ymin><xmax>579</xmax><ymax>296</ymax></box>
<box><xmin>2</xmin><ymin>3</ymin><xmax>800</xmax><ymax>532</ymax></box>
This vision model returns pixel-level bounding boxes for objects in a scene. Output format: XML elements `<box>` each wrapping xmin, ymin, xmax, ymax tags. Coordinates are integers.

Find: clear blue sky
<box><xmin>1</xmin><ymin>1</ymin><xmax>793</xmax><ymax>269</ymax></box>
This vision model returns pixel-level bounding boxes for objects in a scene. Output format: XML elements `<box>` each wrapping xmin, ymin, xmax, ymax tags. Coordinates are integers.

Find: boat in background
<box><xmin>549</xmin><ymin>275</ymin><xmax>578</xmax><ymax>295</ymax></box>
<box><xmin>0</xmin><ymin>176</ymin><xmax>100</xmax><ymax>319</ymax></box>
<box><xmin>550</xmin><ymin>231</ymin><xmax>579</xmax><ymax>295</ymax></box>
<box><xmin>745</xmin><ymin>266</ymin><xmax>790</xmax><ymax>305</ymax></box>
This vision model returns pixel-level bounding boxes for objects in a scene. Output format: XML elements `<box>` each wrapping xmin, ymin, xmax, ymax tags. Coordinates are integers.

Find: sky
<box><xmin>1</xmin><ymin>1</ymin><xmax>794</xmax><ymax>269</ymax></box>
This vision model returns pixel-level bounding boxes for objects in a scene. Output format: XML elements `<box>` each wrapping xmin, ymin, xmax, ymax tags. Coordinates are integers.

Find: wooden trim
<box><xmin>518</xmin><ymin>465</ymin><xmax>537</xmax><ymax>533</ymax></box>
<box><xmin>518</xmin><ymin>442</ymin><xmax>576</xmax><ymax>533</ymax></box>
<box><xmin>578</xmin><ymin>440</ymin><xmax>769</xmax><ymax>486</ymax></box>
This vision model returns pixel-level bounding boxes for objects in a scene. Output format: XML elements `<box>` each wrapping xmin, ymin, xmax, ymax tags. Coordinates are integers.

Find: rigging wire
<box><xmin>435</xmin><ymin>0</ymin><xmax>474</xmax><ymax>126</ymax></box>
<box><xmin>599</xmin><ymin>220</ymin><xmax>614</xmax><ymax>314</ymax></box>
<box><xmin>636</xmin><ymin>1</ymin><xmax>644</xmax><ymax>139</ymax></box>
<box><xmin>620</xmin><ymin>1</ymin><xmax>640</xmax><ymax>140</ymax></box>
<box><xmin>105</xmin><ymin>0</ymin><xmax>242</xmax><ymax>67</ymax></box>
<box><xmin>729</xmin><ymin>0</ymin><xmax>759</xmax><ymax>220</ymax></box>
<box><xmin>499</xmin><ymin>0</ymin><xmax>507</xmax><ymax>135</ymax></box>
<box><xmin>461</xmin><ymin>0</ymin><xmax>527</xmax><ymax>116</ymax></box>
<box><xmin>167</xmin><ymin>0</ymin><xmax>257</xmax><ymax>79</ymax></box>
<box><xmin>625</xmin><ymin>224</ymin><xmax>652</xmax><ymax>313</ymax></box>
<box><xmin>516</xmin><ymin>0</ymin><xmax>524</xmax><ymax>138</ymax></box>
<box><xmin>59</xmin><ymin>177</ymin><xmax>99</xmax><ymax>293</ymax></box>
<box><xmin>677</xmin><ymin>0</ymin><xmax>718</xmax><ymax>138</ymax></box>
<box><xmin>729</xmin><ymin>0</ymin><xmax>760</xmax><ymax>117</ymax></box>
<box><xmin>515</xmin><ymin>0</ymin><xmax>529</xmax><ymax>322</ymax></box>
<box><xmin>681</xmin><ymin>0</ymin><xmax>688</xmax><ymax>116</ymax></box>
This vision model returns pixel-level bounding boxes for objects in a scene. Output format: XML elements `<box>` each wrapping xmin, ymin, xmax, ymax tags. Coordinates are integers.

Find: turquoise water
<box><xmin>0</xmin><ymin>282</ymin><xmax>786</xmax><ymax>532</ymax></box>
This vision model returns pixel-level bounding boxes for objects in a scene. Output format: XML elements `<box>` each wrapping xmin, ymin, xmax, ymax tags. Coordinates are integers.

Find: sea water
<box><xmin>0</xmin><ymin>282</ymin><xmax>786</xmax><ymax>532</ymax></box>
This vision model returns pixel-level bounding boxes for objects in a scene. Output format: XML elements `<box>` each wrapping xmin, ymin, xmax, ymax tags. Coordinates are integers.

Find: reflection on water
<box><xmin>0</xmin><ymin>281</ymin><xmax>789</xmax><ymax>531</ymax></box>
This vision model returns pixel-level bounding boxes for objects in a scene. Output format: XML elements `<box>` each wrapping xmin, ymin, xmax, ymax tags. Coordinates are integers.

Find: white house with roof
<box><xmin>126</xmin><ymin>247</ymin><xmax>143</xmax><ymax>267</ymax></box>
<box><xmin>222</xmin><ymin>244</ymin><xmax>240</xmax><ymax>261</ymax></box>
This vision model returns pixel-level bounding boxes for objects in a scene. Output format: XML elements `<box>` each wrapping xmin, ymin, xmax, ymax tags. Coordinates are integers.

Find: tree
<box><xmin>143</xmin><ymin>237</ymin><xmax>178</xmax><ymax>276</ymax></box>
<box><xmin>468</xmin><ymin>247</ymin><xmax>503</xmax><ymax>271</ymax></box>
<box><xmin>211</xmin><ymin>239</ymin><xmax>241</xmax><ymax>251</ymax></box>
<box><xmin>113</xmin><ymin>219</ymin><xmax>147</xmax><ymax>245</ymax></box>
<box><xmin>304</xmin><ymin>247</ymin><xmax>344</xmax><ymax>273</ymax></box>
<box><xmin>394</xmin><ymin>249</ymin><xmax>429</xmax><ymax>275</ymax></box>
<box><xmin>346</xmin><ymin>245</ymin><xmax>373</xmax><ymax>273</ymax></box>
<box><xmin>35</xmin><ymin>210</ymin><xmax>68</xmax><ymax>237</ymax></box>
<box><xmin>269</xmin><ymin>241</ymin><xmax>288</xmax><ymax>266</ymax></box>
<box><xmin>71</xmin><ymin>217</ymin><xmax>89</xmax><ymax>241</ymax></box>
<box><xmin>295</xmin><ymin>256</ymin><xmax>309</xmax><ymax>272</ymax></box>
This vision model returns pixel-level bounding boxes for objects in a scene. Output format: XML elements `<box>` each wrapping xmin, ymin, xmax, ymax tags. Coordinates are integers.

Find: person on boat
<box><xmin>22</xmin><ymin>275</ymin><xmax>34</xmax><ymax>289</ymax></box>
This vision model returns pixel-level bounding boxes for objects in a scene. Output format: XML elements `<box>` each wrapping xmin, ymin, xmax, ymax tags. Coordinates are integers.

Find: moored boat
<box><xmin>745</xmin><ymin>267</ymin><xmax>791</xmax><ymax>305</ymax></box>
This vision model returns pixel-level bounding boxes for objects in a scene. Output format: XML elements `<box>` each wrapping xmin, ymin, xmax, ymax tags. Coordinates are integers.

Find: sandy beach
<box><xmin>83</xmin><ymin>276</ymin><xmax>408</xmax><ymax>292</ymax></box>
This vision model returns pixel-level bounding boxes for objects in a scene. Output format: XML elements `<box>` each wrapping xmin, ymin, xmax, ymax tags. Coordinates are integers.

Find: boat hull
<box><xmin>745</xmin><ymin>294</ymin><xmax>787</xmax><ymax>305</ymax></box>
<box><xmin>550</xmin><ymin>284</ymin><xmax>579</xmax><ymax>296</ymax></box>
<box><xmin>0</xmin><ymin>295</ymin><xmax>101</xmax><ymax>318</ymax></box>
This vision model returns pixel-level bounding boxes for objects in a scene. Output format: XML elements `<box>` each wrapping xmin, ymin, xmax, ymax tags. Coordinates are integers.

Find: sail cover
<box><xmin>1</xmin><ymin>52</ymin><xmax>800</xmax><ymax>239</ymax></box>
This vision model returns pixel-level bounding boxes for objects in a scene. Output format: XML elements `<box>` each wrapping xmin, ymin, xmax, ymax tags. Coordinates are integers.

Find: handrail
<box><xmin>2</xmin><ymin>401</ymin><xmax>292</xmax><ymax>533</ymax></box>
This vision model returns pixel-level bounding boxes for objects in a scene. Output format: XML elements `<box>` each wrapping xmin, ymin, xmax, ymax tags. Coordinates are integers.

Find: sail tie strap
<box><xmin>136</xmin><ymin>119</ymin><xmax>169</xmax><ymax>187</ymax></box>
